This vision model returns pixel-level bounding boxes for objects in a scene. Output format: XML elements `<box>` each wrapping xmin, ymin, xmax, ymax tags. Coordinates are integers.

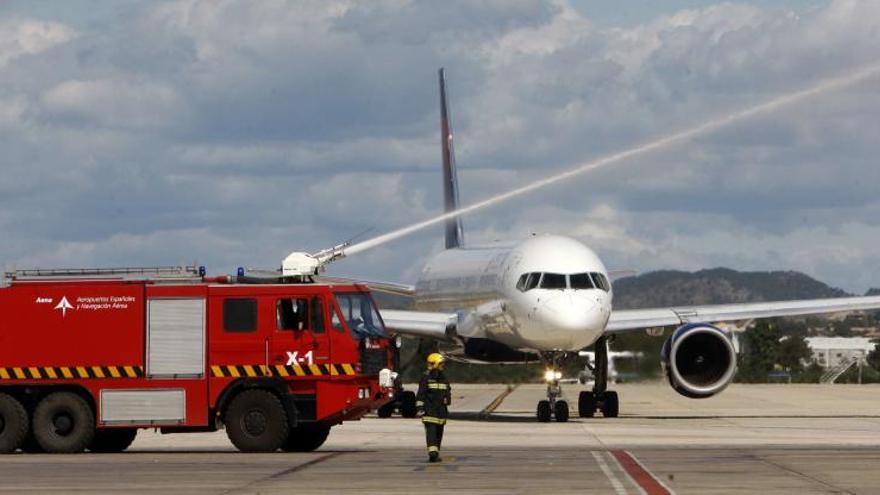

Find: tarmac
<box><xmin>3</xmin><ymin>383</ymin><xmax>880</xmax><ymax>494</ymax></box>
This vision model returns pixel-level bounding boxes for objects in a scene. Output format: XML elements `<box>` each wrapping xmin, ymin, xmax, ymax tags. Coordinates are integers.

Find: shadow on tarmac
<box><xmin>448</xmin><ymin>412</ymin><xmax>540</xmax><ymax>423</ymax></box>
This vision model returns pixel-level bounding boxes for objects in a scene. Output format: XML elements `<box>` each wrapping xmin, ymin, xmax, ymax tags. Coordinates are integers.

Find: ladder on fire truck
<box><xmin>3</xmin><ymin>264</ymin><xmax>204</xmax><ymax>283</ymax></box>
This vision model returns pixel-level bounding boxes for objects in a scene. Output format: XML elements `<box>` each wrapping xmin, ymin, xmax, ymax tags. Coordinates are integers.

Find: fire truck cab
<box><xmin>0</xmin><ymin>266</ymin><xmax>397</xmax><ymax>453</ymax></box>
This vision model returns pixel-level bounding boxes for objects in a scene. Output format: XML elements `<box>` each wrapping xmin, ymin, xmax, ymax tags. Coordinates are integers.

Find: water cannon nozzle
<box><xmin>281</xmin><ymin>241</ymin><xmax>351</xmax><ymax>277</ymax></box>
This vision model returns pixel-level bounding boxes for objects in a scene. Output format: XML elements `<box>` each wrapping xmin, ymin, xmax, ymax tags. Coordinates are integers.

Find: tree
<box><xmin>833</xmin><ymin>320</ymin><xmax>854</xmax><ymax>337</ymax></box>
<box><xmin>737</xmin><ymin>321</ymin><xmax>781</xmax><ymax>382</ymax></box>
<box><xmin>794</xmin><ymin>362</ymin><xmax>825</xmax><ymax>383</ymax></box>
<box><xmin>777</xmin><ymin>334</ymin><xmax>811</xmax><ymax>373</ymax></box>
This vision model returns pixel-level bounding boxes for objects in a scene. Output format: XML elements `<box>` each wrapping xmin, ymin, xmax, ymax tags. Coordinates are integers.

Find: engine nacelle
<box><xmin>661</xmin><ymin>323</ymin><xmax>737</xmax><ymax>399</ymax></box>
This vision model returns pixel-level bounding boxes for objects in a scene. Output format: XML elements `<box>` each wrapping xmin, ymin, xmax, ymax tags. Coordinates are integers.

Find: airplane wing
<box><xmin>606</xmin><ymin>295</ymin><xmax>880</xmax><ymax>333</ymax></box>
<box><xmin>317</xmin><ymin>276</ymin><xmax>416</xmax><ymax>297</ymax></box>
<box><xmin>380</xmin><ymin>309</ymin><xmax>457</xmax><ymax>341</ymax></box>
<box><xmin>317</xmin><ymin>277</ymin><xmax>461</xmax><ymax>339</ymax></box>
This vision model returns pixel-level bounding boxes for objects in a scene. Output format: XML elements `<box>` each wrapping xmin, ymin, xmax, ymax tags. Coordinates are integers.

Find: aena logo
<box><xmin>54</xmin><ymin>297</ymin><xmax>74</xmax><ymax>318</ymax></box>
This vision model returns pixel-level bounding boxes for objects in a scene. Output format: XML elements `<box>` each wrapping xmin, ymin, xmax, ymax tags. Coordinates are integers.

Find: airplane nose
<box><xmin>538</xmin><ymin>293</ymin><xmax>604</xmax><ymax>332</ymax></box>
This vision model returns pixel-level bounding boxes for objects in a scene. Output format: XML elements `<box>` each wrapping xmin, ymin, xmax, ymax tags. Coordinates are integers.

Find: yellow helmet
<box><xmin>426</xmin><ymin>352</ymin><xmax>445</xmax><ymax>369</ymax></box>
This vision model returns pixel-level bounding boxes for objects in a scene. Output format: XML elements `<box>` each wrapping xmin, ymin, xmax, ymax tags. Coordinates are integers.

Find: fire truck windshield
<box><xmin>334</xmin><ymin>293</ymin><xmax>387</xmax><ymax>339</ymax></box>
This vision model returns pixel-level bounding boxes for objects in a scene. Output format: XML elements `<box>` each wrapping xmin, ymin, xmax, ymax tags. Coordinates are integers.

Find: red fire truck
<box><xmin>0</xmin><ymin>266</ymin><xmax>398</xmax><ymax>453</ymax></box>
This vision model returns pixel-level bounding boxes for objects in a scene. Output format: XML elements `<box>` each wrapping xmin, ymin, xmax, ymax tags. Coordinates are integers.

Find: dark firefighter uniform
<box><xmin>416</xmin><ymin>353</ymin><xmax>451</xmax><ymax>462</ymax></box>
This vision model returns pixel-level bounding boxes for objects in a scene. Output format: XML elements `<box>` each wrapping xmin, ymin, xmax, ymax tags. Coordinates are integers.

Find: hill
<box><xmin>612</xmin><ymin>268</ymin><xmax>849</xmax><ymax>310</ymax></box>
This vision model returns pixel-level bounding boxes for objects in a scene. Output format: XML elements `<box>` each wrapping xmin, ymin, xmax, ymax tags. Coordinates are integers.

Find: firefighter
<box><xmin>416</xmin><ymin>352</ymin><xmax>451</xmax><ymax>462</ymax></box>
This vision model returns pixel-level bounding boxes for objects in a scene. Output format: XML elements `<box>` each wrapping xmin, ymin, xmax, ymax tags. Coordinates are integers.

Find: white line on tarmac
<box><xmin>592</xmin><ymin>451</ymin><xmax>629</xmax><ymax>495</ymax></box>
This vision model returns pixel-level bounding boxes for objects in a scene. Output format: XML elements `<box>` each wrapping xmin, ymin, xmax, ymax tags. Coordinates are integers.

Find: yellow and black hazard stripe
<box><xmin>210</xmin><ymin>363</ymin><xmax>358</xmax><ymax>379</ymax></box>
<box><xmin>0</xmin><ymin>366</ymin><xmax>144</xmax><ymax>380</ymax></box>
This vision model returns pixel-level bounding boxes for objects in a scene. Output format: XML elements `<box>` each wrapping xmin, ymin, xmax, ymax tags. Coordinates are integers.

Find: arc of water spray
<box><xmin>343</xmin><ymin>63</ymin><xmax>880</xmax><ymax>258</ymax></box>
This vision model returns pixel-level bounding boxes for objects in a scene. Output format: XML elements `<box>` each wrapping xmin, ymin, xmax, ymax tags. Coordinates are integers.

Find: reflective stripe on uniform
<box><xmin>427</xmin><ymin>382</ymin><xmax>448</xmax><ymax>389</ymax></box>
<box><xmin>427</xmin><ymin>446</ymin><xmax>440</xmax><ymax>453</ymax></box>
<box><xmin>415</xmin><ymin>400</ymin><xmax>424</xmax><ymax>407</ymax></box>
<box><xmin>422</xmin><ymin>416</ymin><xmax>447</xmax><ymax>425</ymax></box>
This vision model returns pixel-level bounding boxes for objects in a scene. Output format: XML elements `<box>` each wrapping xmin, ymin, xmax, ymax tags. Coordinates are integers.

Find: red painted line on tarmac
<box><xmin>611</xmin><ymin>450</ymin><xmax>674</xmax><ymax>495</ymax></box>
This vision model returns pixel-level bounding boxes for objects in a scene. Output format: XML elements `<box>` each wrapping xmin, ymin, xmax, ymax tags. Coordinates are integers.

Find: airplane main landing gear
<box><xmin>537</xmin><ymin>355</ymin><xmax>569</xmax><ymax>423</ymax></box>
<box><xmin>579</xmin><ymin>336</ymin><xmax>619</xmax><ymax>418</ymax></box>
<box><xmin>578</xmin><ymin>390</ymin><xmax>618</xmax><ymax>418</ymax></box>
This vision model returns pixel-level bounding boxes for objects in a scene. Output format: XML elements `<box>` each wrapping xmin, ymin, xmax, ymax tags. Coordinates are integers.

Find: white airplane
<box><xmin>286</xmin><ymin>69</ymin><xmax>880</xmax><ymax>422</ymax></box>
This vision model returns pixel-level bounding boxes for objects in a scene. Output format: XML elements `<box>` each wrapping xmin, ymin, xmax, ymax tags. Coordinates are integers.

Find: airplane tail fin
<box><xmin>439</xmin><ymin>67</ymin><xmax>464</xmax><ymax>249</ymax></box>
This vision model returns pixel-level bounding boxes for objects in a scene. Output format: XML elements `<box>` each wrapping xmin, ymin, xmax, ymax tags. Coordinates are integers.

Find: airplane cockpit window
<box><xmin>527</xmin><ymin>273</ymin><xmax>541</xmax><ymax>290</ymax></box>
<box><xmin>527</xmin><ymin>273</ymin><xmax>543</xmax><ymax>291</ymax></box>
<box><xmin>517</xmin><ymin>272</ymin><xmax>609</xmax><ymax>291</ymax></box>
<box><xmin>590</xmin><ymin>273</ymin><xmax>611</xmax><ymax>292</ymax></box>
<box><xmin>517</xmin><ymin>272</ymin><xmax>542</xmax><ymax>292</ymax></box>
<box><xmin>540</xmin><ymin>273</ymin><xmax>567</xmax><ymax>289</ymax></box>
<box><xmin>569</xmin><ymin>273</ymin><xmax>595</xmax><ymax>289</ymax></box>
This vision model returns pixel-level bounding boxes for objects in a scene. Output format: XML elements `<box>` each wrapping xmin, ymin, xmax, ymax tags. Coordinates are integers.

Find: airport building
<box><xmin>805</xmin><ymin>337</ymin><xmax>877</xmax><ymax>368</ymax></box>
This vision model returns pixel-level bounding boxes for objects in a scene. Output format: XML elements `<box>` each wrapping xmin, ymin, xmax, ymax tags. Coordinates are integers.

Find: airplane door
<box><xmin>268</xmin><ymin>295</ymin><xmax>330</xmax><ymax>373</ymax></box>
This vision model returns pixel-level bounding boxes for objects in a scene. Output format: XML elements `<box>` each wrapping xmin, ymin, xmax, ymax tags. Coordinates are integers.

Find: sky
<box><xmin>1</xmin><ymin>0</ymin><xmax>879</xmax><ymax>294</ymax></box>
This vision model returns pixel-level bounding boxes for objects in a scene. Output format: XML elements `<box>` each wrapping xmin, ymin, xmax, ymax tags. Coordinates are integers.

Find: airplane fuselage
<box><xmin>413</xmin><ymin>234</ymin><xmax>612</xmax><ymax>353</ymax></box>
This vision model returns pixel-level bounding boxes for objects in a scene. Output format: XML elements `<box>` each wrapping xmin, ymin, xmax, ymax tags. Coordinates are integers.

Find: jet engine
<box><xmin>661</xmin><ymin>323</ymin><xmax>737</xmax><ymax>399</ymax></box>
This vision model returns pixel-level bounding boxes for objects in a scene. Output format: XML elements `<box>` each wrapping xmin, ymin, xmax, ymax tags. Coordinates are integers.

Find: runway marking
<box><xmin>479</xmin><ymin>385</ymin><xmax>519</xmax><ymax>419</ymax></box>
<box><xmin>612</xmin><ymin>450</ymin><xmax>675</xmax><ymax>495</ymax></box>
<box><xmin>592</xmin><ymin>451</ymin><xmax>628</xmax><ymax>495</ymax></box>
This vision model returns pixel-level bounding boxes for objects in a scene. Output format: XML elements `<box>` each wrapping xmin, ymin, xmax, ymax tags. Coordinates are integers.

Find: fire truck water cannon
<box><xmin>281</xmin><ymin>241</ymin><xmax>350</xmax><ymax>277</ymax></box>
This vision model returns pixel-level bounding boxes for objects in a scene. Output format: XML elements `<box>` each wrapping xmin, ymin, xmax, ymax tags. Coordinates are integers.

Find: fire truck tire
<box><xmin>377</xmin><ymin>401</ymin><xmax>394</xmax><ymax>418</ymax></box>
<box><xmin>0</xmin><ymin>393</ymin><xmax>29</xmax><ymax>453</ymax></box>
<box><xmin>225</xmin><ymin>389</ymin><xmax>289</xmax><ymax>452</ymax></box>
<box><xmin>21</xmin><ymin>432</ymin><xmax>45</xmax><ymax>453</ymax></box>
<box><xmin>33</xmin><ymin>392</ymin><xmax>95</xmax><ymax>454</ymax></box>
<box><xmin>89</xmin><ymin>428</ymin><xmax>138</xmax><ymax>453</ymax></box>
<box><xmin>399</xmin><ymin>391</ymin><xmax>418</xmax><ymax>418</ymax></box>
<box><xmin>281</xmin><ymin>425</ymin><xmax>331</xmax><ymax>452</ymax></box>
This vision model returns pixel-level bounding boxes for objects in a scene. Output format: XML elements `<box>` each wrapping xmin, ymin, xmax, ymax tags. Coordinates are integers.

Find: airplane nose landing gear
<box><xmin>538</xmin><ymin>359</ymin><xmax>569</xmax><ymax>423</ymax></box>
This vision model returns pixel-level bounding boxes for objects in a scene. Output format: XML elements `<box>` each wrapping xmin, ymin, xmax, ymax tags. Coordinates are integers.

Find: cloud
<box><xmin>0</xmin><ymin>18</ymin><xmax>76</xmax><ymax>67</ymax></box>
<box><xmin>1</xmin><ymin>0</ymin><xmax>880</xmax><ymax>294</ymax></box>
<box><xmin>41</xmin><ymin>79</ymin><xmax>185</xmax><ymax>130</ymax></box>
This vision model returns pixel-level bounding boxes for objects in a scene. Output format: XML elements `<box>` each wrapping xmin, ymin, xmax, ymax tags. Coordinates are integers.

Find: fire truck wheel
<box><xmin>33</xmin><ymin>392</ymin><xmax>95</xmax><ymax>454</ymax></box>
<box><xmin>20</xmin><ymin>432</ymin><xmax>45</xmax><ymax>453</ymax></box>
<box><xmin>377</xmin><ymin>401</ymin><xmax>395</xmax><ymax>418</ymax></box>
<box><xmin>0</xmin><ymin>393</ymin><xmax>29</xmax><ymax>453</ymax></box>
<box><xmin>399</xmin><ymin>391</ymin><xmax>418</xmax><ymax>418</ymax></box>
<box><xmin>89</xmin><ymin>428</ymin><xmax>138</xmax><ymax>453</ymax></box>
<box><xmin>281</xmin><ymin>425</ymin><xmax>331</xmax><ymax>452</ymax></box>
<box><xmin>225</xmin><ymin>389</ymin><xmax>289</xmax><ymax>452</ymax></box>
